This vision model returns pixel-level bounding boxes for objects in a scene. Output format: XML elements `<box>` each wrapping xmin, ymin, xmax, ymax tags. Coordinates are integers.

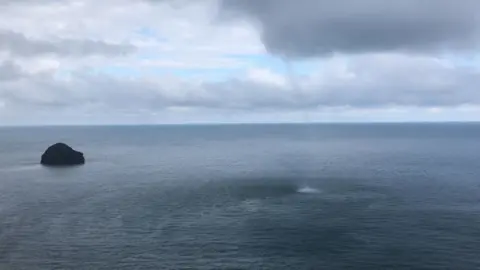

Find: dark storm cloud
<box><xmin>0</xmin><ymin>30</ymin><xmax>136</xmax><ymax>57</ymax></box>
<box><xmin>219</xmin><ymin>0</ymin><xmax>480</xmax><ymax>57</ymax></box>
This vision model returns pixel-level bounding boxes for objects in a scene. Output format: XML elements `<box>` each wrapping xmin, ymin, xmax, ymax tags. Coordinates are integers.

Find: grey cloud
<box><xmin>220</xmin><ymin>0</ymin><xmax>480</xmax><ymax>58</ymax></box>
<box><xmin>0</xmin><ymin>0</ymin><xmax>56</xmax><ymax>4</ymax></box>
<box><xmin>0</xmin><ymin>30</ymin><xmax>136</xmax><ymax>57</ymax></box>
<box><xmin>0</xmin><ymin>0</ymin><xmax>60</xmax><ymax>2</ymax></box>
<box><xmin>0</xmin><ymin>61</ymin><xmax>23</xmax><ymax>81</ymax></box>
<box><xmin>2</xmin><ymin>54</ymin><xmax>480</xmax><ymax>113</ymax></box>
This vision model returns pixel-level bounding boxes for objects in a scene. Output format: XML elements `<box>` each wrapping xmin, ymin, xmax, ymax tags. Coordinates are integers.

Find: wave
<box><xmin>217</xmin><ymin>176</ymin><xmax>325</xmax><ymax>199</ymax></box>
<box><xmin>297</xmin><ymin>186</ymin><xmax>321</xmax><ymax>194</ymax></box>
<box><xmin>0</xmin><ymin>164</ymin><xmax>42</xmax><ymax>172</ymax></box>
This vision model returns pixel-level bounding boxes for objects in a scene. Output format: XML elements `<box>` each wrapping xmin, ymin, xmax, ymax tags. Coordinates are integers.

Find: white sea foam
<box><xmin>1</xmin><ymin>164</ymin><xmax>41</xmax><ymax>172</ymax></box>
<box><xmin>297</xmin><ymin>186</ymin><xmax>321</xmax><ymax>194</ymax></box>
<box><xmin>241</xmin><ymin>199</ymin><xmax>262</xmax><ymax>212</ymax></box>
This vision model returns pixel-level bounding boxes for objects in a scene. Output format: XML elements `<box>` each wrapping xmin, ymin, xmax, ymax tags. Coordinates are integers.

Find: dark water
<box><xmin>1</xmin><ymin>123</ymin><xmax>480</xmax><ymax>269</ymax></box>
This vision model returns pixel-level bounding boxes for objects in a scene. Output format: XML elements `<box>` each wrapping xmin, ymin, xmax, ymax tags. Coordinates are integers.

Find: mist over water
<box><xmin>1</xmin><ymin>123</ymin><xmax>480</xmax><ymax>269</ymax></box>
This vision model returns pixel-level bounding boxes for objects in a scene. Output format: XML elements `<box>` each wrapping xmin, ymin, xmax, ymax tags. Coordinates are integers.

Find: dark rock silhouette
<box><xmin>41</xmin><ymin>143</ymin><xmax>85</xmax><ymax>166</ymax></box>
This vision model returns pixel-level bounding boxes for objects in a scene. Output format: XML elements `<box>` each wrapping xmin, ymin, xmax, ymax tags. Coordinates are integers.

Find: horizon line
<box><xmin>1</xmin><ymin>120</ymin><xmax>479</xmax><ymax>128</ymax></box>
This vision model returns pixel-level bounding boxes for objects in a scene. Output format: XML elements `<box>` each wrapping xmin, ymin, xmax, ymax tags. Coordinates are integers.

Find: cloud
<box><xmin>3</xmin><ymin>53</ymin><xmax>480</xmax><ymax>125</ymax></box>
<box><xmin>220</xmin><ymin>0</ymin><xmax>480</xmax><ymax>58</ymax></box>
<box><xmin>0</xmin><ymin>61</ymin><xmax>23</xmax><ymax>81</ymax></box>
<box><xmin>0</xmin><ymin>30</ymin><xmax>135</xmax><ymax>57</ymax></box>
<box><xmin>2</xmin><ymin>54</ymin><xmax>479</xmax><ymax>112</ymax></box>
<box><xmin>0</xmin><ymin>0</ymin><xmax>479</xmax><ymax>124</ymax></box>
<box><xmin>2</xmin><ymin>52</ymin><xmax>480</xmax><ymax>125</ymax></box>
<box><xmin>302</xmin><ymin>54</ymin><xmax>480</xmax><ymax>108</ymax></box>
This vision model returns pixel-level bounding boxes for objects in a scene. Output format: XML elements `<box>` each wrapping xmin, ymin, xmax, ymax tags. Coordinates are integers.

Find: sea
<box><xmin>0</xmin><ymin>123</ymin><xmax>479</xmax><ymax>269</ymax></box>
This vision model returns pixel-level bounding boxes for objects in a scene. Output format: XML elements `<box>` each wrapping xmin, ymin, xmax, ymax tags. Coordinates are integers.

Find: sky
<box><xmin>1</xmin><ymin>0</ymin><xmax>480</xmax><ymax>125</ymax></box>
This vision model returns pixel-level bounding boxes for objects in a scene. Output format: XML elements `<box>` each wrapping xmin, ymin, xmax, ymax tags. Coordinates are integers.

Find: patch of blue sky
<box><xmin>91</xmin><ymin>47</ymin><xmax>322</xmax><ymax>81</ymax></box>
<box><xmin>92</xmin><ymin>52</ymin><xmax>250</xmax><ymax>80</ymax></box>
<box><xmin>91</xmin><ymin>64</ymin><xmax>243</xmax><ymax>81</ymax></box>
<box><xmin>134</xmin><ymin>27</ymin><xmax>161</xmax><ymax>39</ymax></box>
<box><xmin>92</xmin><ymin>66</ymin><xmax>143</xmax><ymax>78</ymax></box>
<box><xmin>227</xmin><ymin>53</ymin><xmax>321</xmax><ymax>75</ymax></box>
<box><xmin>447</xmin><ymin>53</ymin><xmax>480</xmax><ymax>68</ymax></box>
<box><xmin>167</xmin><ymin>68</ymin><xmax>243</xmax><ymax>81</ymax></box>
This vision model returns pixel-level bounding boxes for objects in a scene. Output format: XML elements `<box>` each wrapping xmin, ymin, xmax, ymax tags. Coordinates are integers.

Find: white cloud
<box><xmin>246</xmin><ymin>68</ymin><xmax>288</xmax><ymax>88</ymax></box>
<box><xmin>0</xmin><ymin>30</ymin><xmax>135</xmax><ymax>57</ymax></box>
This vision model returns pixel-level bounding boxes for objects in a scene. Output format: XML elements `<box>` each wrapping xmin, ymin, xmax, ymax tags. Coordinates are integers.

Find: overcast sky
<box><xmin>1</xmin><ymin>0</ymin><xmax>480</xmax><ymax>125</ymax></box>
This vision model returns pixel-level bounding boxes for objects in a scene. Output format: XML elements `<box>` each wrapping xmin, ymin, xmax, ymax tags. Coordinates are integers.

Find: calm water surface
<box><xmin>0</xmin><ymin>123</ymin><xmax>479</xmax><ymax>269</ymax></box>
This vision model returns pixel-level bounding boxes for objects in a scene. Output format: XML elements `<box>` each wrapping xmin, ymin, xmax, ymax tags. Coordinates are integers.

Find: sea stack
<box><xmin>40</xmin><ymin>143</ymin><xmax>85</xmax><ymax>166</ymax></box>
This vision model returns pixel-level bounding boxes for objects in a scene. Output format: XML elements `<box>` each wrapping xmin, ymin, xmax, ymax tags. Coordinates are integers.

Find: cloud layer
<box><xmin>0</xmin><ymin>30</ymin><xmax>135</xmax><ymax>57</ymax></box>
<box><xmin>0</xmin><ymin>0</ymin><xmax>479</xmax><ymax>125</ymax></box>
<box><xmin>2</xmin><ymin>54</ymin><xmax>479</xmax><ymax>111</ymax></box>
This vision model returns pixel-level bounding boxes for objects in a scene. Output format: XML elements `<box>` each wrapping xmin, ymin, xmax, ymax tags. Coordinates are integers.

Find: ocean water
<box><xmin>0</xmin><ymin>123</ymin><xmax>480</xmax><ymax>269</ymax></box>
